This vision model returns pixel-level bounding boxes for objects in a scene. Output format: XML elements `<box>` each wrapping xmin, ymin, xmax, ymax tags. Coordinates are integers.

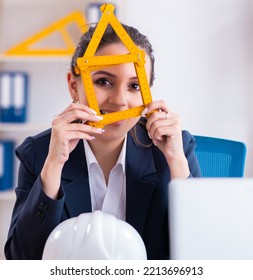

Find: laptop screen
<box><xmin>168</xmin><ymin>178</ymin><xmax>253</xmax><ymax>260</ymax></box>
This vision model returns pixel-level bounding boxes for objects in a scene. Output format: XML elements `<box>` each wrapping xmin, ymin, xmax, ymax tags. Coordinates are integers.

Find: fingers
<box><xmin>52</xmin><ymin>103</ymin><xmax>105</xmax><ymax>142</ymax></box>
<box><xmin>148</xmin><ymin>112</ymin><xmax>180</xmax><ymax>142</ymax></box>
<box><xmin>55</xmin><ymin>103</ymin><xmax>102</xmax><ymax>125</ymax></box>
<box><xmin>142</xmin><ymin>100</ymin><xmax>169</xmax><ymax>118</ymax></box>
<box><xmin>142</xmin><ymin>100</ymin><xmax>181</xmax><ymax>143</ymax></box>
<box><xmin>47</xmin><ymin>103</ymin><xmax>105</xmax><ymax>168</ymax></box>
<box><xmin>57</xmin><ymin>102</ymin><xmax>97</xmax><ymax>117</ymax></box>
<box><xmin>64</xmin><ymin>123</ymin><xmax>105</xmax><ymax>139</ymax></box>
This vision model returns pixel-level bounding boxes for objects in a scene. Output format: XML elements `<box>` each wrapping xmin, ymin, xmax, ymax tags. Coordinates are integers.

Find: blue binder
<box><xmin>86</xmin><ymin>3</ymin><xmax>102</xmax><ymax>23</ymax></box>
<box><xmin>0</xmin><ymin>72</ymin><xmax>29</xmax><ymax>123</ymax></box>
<box><xmin>86</xmin><ymin>3</ymin><xmax>117</xmax><ymax>23</ymax></box>
<box><xmin>0</xmin><ymin>140</ymin><xmax>14</xmax><ymax>191</ymax></box>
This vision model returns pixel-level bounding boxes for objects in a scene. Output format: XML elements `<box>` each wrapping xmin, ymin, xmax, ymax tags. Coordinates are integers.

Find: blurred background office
<box><xmin>0</xmin><ymin>0</ymin><xmax>252</xmax><ymax>260</ymax></box>
<box><xmin>1</xmin><ymin>0</ymin><xmax>252</xmax><ymax>175</ymax></box>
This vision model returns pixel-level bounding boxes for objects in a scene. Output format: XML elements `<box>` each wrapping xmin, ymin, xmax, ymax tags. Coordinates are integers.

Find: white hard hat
<box><xmin>42</xmin><ymin>210</ymin><xmax>147</xmax><ymax>260</ymax></box>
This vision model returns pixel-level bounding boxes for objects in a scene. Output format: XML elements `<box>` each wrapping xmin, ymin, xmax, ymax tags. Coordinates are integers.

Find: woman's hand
<box><xmin>142</xmin><ymin>100</ymin><xmax>190</xmax><ymax>179</ymax></box>
<box><xmin>41</xmin><ymin>103</ymin><xmax>104</xmax><ymax>199</ymax></box>
<box><xmin>48</xmin><ymin>103</ymin><xmax>104</xmax><ymax>165</ymax></box>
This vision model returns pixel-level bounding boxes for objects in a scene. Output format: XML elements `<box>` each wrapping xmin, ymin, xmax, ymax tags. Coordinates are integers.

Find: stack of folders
<box><xmin>0</xmin><ymin>71</ymin><xmax>29</xmax><ymax>123</ymax></box>
<box><xmin>0</xmin><ymin>140</ymin><xmax>14</xmax><ymax>191</ymax></box>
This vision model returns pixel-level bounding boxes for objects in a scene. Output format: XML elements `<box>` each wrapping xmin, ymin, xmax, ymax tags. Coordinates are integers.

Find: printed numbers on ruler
<box><xmin>75</xmin><ymin>3</ymin><xmax>153</xmax><ymax>128</ymax></box>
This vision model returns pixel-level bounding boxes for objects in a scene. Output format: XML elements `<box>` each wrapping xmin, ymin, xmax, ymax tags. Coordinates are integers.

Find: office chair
<box><xmin>193</xmin><ymin>135</ymin><xmax>247</xmax><ymax>177</ymax></box>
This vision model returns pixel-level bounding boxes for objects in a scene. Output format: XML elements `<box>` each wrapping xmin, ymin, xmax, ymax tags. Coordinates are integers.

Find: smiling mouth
<box><xmin>100</xmin><ymin>110</ymin><xmax>110</xmax><ymax>115</ymax></box>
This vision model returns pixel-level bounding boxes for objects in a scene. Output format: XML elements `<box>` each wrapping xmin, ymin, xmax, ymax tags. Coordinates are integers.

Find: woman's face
<box><xmin>73</xmin><ymin>43</ymin><xmax>151</xmax><ymax>141</ymax></box>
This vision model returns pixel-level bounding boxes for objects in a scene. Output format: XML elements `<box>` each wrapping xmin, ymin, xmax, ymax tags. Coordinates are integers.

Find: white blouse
<box><xmin>83</xmin><ymin>138</ymin><xmax>127</xmax><ymax>221</ymax></box>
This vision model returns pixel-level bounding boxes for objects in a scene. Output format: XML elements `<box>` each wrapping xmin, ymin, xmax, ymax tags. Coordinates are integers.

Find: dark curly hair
<box><xmin>71</xmin><ymin>23</ymin><xmax>155</xmax><ymax>86</ymax></box>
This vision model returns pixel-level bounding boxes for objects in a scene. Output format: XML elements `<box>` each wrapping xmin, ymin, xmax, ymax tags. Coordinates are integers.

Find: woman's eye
<box><xmin>129</xmin><ymin>82</ymin><xmax>140</xmax><ymax>91</ymax></box>
<box><xmin>94</xmin><ymin>78</ymin><xmax>112</xmax><ymax>87</ymax></box>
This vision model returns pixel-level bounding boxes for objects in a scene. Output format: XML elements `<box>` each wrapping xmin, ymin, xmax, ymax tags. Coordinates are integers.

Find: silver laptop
<box><xmin>168</xmin><ymin>178</ymin><xmax>253</xmax><ymax>260</ymax></box>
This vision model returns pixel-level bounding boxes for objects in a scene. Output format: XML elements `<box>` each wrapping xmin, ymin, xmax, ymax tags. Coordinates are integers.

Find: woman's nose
<box><xmin>108</xmin><ymin>86</ymin><xmax>127</xmax><ymax>106</ymax></box>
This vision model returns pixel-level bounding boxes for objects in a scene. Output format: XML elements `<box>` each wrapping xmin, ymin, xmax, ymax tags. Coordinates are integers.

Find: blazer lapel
<box><xmin>61</xmin><ymin>140</ymin><xmax>92</xmax><ymax>218</ymax></box>
<box><xmin>126</xmin><ymin>132</ymin><xmax>157</xmax><ymax>237</ymax></box>
<box><xmin>59</xmin><ymin>126</ymin><xmax>158</xmax><ymax>231</ymax></box>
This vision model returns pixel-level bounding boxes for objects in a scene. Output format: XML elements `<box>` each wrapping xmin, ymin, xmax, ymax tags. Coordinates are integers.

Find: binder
<box><xmin>0</xmin><ymin>72</ymin><xmax>29</xmax><ymax>123</ymax></box>
<box><xmin>86</xmin><ymin>3</ymin><xmax>118</xmax><ymax>23</ymax></box>
<box><xmin>0</xmin><ymin>74</ymin><xmax>12</xmax><ymax>122</ymax></box>
<box><xmin>86</xmin><ymin>3</ymin><xmax>115</xmax><ymax>23</ymax></box>
<box><xmin>0</xmin><ymin>140</ymin><xmax>14</xmax><ymax>191</ymax></box>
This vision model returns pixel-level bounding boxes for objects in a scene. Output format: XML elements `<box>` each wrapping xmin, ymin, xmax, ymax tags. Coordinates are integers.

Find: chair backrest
<box><xmin>193</xmin><ymin>135</ymin><xmax>247</xmax><ymax>177</ymax></box>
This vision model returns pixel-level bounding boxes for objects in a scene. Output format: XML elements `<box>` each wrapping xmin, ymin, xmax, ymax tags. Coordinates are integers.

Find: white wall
<box><xmin>123</xmin><ymin>0</ymin><xmax>253</xmax><ymax>176</ymax></box>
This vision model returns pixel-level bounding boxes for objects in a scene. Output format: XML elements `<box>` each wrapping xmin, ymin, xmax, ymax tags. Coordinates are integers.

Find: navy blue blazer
<box><xmin>5</xmin><ymin>122</ymin><xmax>201</xmax><ymax>260</ymax></box>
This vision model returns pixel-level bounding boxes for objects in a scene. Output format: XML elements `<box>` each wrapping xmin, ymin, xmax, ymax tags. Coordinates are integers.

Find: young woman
<box><xmin>5</xmin><ymin>24</ymin><xmax>201</xmax><ymax>260</ymax></box>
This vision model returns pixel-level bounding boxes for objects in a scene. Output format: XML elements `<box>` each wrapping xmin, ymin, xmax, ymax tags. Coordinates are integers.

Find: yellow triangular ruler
<box><xmin>75</xmin><ymin>3</ymin><xmax>153</xmax><ymax>128</ymax></box>
<box><xmin>3</xmin><ymin>11</ymin><xmax>88</xmax><ymax>56</ymax></box>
